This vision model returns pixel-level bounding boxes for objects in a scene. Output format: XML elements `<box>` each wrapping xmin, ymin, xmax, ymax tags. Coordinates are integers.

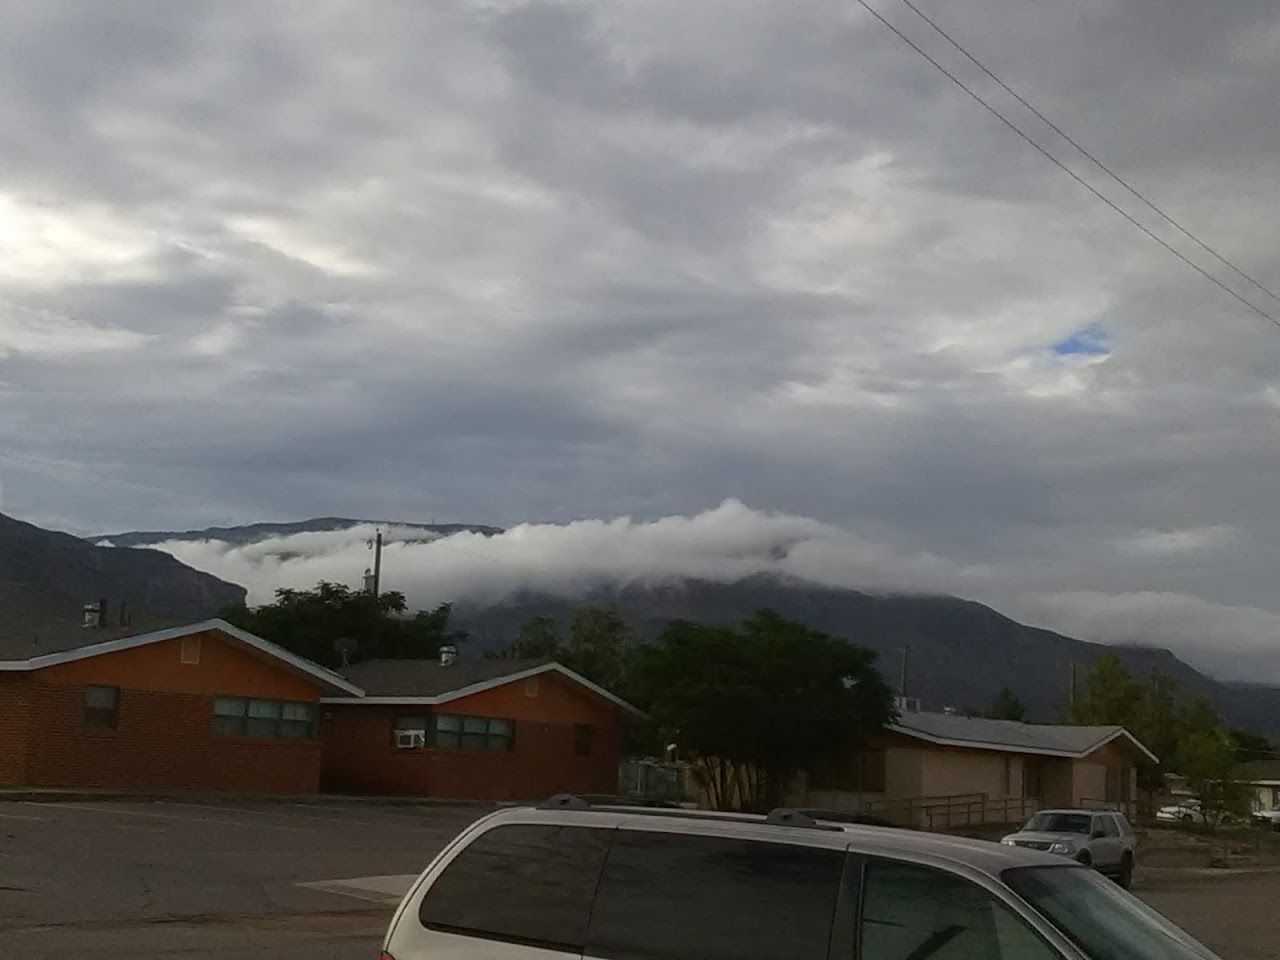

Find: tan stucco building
<box><xmin>1235</xmin><ymin>760</ymin><xmax>1280</xmax><ymax>817</ymax></box>
<box><xmin>795</xmin><ymin>709</ymin><xmax>1157</xmax><ymax>828</ymax></box>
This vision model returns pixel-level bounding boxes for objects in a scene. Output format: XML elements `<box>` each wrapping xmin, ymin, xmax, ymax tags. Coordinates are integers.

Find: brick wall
<box><xmin>24</xmin><ymin>680</ymin><xmax>321</xmax><ymax>793</ymax></box>
<box><xmin>321</xmin><ymin>671</ymin><xmax>622</xmax><ymax>800</ymax></box>
<box><xmin>0</xmin><ymin>673</ymin><xmax>31</xmax><ymax>785</ymax></box>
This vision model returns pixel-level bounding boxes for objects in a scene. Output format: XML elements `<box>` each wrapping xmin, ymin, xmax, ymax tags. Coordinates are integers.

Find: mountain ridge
<box><xmin>0</xmin><ymin>511</ymin><xmax>245</xmax><ymax>656</ymax></box>
<box><xmin>56</xmin><ymin>517</ymin><xmax>1280</xmax><ymax>736</ymax></box>
<box><xmin>98</xmin><ymin>517</ymin><xmax>502</xmax><ymax>548</ymax></box>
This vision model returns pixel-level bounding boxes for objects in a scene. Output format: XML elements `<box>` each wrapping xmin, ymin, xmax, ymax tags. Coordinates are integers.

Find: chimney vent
<box><xmin>82</xmin><ymin>602</ymin><xmax>100</xmax><ymax>629</ymax></box>
<box><xmin>439</xmin><ymin>644</ymin><xmax>458</xmax><ymax>667</ymax></box>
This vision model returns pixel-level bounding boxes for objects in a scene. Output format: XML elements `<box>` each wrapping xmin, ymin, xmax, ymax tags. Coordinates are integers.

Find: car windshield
<box><xmin>1005</xmin><ymin>866</ymin><xmax>1221</xmax><ymax>960</ymax></box>
<box><xmin>1023</xmin><ymin>813</ymin><xmax>1091</xmax><ymax>834</ymax></box>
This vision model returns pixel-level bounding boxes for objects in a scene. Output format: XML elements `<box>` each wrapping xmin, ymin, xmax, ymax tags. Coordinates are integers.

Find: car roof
<box><xmin>478</xmin><ymin>803</ymin><xmax>1068</xmax><ymax>880</ymax></box>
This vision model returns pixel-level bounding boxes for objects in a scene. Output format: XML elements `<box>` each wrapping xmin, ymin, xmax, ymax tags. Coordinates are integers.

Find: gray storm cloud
<box><xmin>2</xmin><ymin>2</ymin><xmax>1279</xmax><ymax>686</ymax></box>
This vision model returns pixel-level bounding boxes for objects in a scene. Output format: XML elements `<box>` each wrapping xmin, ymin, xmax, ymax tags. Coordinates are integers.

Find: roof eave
<box><xmin>888</xmin><ymin>723</ymin><xmax>1158</xmax><ymax>763</ymax></box>
<box><xmin>322</xmin><ymin>662</ymin><xmax>647</xmax><ymax>718</ymax></box>
<box><xmin>0</xmin><ymin>619</ymin><xmax>365</xmax><ymax>697</ymax></box>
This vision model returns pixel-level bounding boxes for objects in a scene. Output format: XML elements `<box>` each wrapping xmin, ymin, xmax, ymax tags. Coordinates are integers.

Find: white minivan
<box><xmin>380</xmin><ymin>796</ymin><xmax>1222</xmax><ymax>960</ymax></box>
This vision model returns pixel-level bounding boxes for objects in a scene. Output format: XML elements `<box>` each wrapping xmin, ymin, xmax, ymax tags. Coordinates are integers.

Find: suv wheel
<box><xmin>1117</xmin><ymin>853</ymin><xmax>1134</xmax><ymax>889</ymax></box>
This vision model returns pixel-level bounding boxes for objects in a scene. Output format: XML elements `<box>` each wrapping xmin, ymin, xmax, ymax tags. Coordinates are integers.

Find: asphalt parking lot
<box><xmin>2</xmin><ymin>799</ymin><xmax>1277</xmax><ymax>959</ymax></box>
<box><xmin>0</xmin><ymin>798</ymin><xmax>484</xmax><ymax>959</ymax></box>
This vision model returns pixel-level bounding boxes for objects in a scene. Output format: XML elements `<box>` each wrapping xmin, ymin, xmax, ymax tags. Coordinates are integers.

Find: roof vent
<box><xmin>439</xmin><ymin>644</ymin><xmax>458</xmax><ymax>667</ymax></box>
<box><xmin>82</xmin><ymin>598</ymin><xmax>108</xmax><ymax>629</ymax></box>
<box><xmin>894</xmin><ymin>696</ymin><xmax>922</xmax><ymax>713</ymax></box>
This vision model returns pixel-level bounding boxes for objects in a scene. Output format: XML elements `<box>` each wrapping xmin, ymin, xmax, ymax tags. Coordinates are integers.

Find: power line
<box><xmin>888</xmin><ymin>0</ymin><xmax>1280</xmax><ymax>309</ymax></box>
<box><xmin>853</xmin><ymin>0</ymin><xmax>1280</xmax><ymax>330</ymax></box>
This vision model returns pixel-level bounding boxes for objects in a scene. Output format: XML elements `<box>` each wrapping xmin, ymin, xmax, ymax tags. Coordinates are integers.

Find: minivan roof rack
<box><xmin>536</xmin><ymin>795</ymin><xmax>843</xmax><ymax>831</ymax></box>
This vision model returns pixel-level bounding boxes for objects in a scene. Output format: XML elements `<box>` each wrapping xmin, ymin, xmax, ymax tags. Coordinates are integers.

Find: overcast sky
<box><xmin>4</xmin><ymin>1</ymin><xmax>1280</xmax><ymax>679</ymax></box>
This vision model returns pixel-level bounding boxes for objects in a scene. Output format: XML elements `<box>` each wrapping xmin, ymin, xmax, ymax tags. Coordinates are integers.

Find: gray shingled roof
<box><xmin>890</xmin><ymin>710</ymin><xmax>1155</xmax><ymax>760</ymax></box>
<box><xmin>0</xmin><ymin>621</ymin><xmax>184</xmax><ymax>660</ymax></box>
<box><xmin>1236</xmin><ymin>760</ymin><xmax>1280</xmax><ymax>782</ymax></box>
<box><xmin>338</xmin><ymin>657</ymin><xmax>552</xmax><ymax>697</ymax></box>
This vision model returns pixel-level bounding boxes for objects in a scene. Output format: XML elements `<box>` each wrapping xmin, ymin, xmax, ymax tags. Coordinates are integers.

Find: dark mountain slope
<box><xmin>0</xmin><ymin>512</ymin><xmax>245</xmax><ymax>656</ymax></box>
<box><xmin>454</xmin><ymin>575</ymin><xmax>1280</xmax><ymax>734</ymax></box>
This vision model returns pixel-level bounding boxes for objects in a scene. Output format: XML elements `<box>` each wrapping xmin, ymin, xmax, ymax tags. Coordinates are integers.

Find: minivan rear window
<box><xmin>418</xmin><ymin>824</ymin><xmax>611</xmax><ymax>951</ymax></box>
<box><xmin>586</xmin><ymin>829</ymin><xmax>844</xmax><ymax>960</ymax></box>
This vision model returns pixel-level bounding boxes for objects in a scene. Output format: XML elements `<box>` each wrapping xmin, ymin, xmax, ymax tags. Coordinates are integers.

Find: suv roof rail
<box><xmin>538</xmin><ymin>793</ymin><xmax>684</xmax><ymax>811</ymax></box>
<box><xmin>787</xmin><ymin>808</ymin><xmax>897</xmax><ymax>828</ymax></box>
<box><xmin>535</xmin><ymin>795</ymin><xmax>839</xmax><ymax>831</ymax></box>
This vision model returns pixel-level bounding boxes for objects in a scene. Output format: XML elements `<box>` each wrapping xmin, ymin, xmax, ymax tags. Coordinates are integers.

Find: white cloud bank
<box><xmin>140</xmin><ymin>499</ymin><xmax>1280</xmax><ymax>684</ymax></box>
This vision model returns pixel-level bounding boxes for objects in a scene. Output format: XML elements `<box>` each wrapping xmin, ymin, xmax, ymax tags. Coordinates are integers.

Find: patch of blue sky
<box><xmin>1049</xmin><ymin>322</ymin><xmax>1109</xmax><ymax>357</ymax></box>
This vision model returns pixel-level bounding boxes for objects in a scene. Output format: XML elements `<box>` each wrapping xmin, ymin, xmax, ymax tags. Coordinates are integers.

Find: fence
<box><xmin>863</xmin><ymin>792</ymin><xmax>1039</xmax><ymax>830</ymax></box>
<box><xmin>619</xmin><ymin>759</ymin><xmax>690</xmax><ymax>803</ymax></box>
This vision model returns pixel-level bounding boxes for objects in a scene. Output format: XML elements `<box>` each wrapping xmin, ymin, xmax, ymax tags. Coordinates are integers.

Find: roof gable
<box><xmin>327</xmin><ymin>658</ymin><xmax>645</xmax><ymax>717</ymax></box>
<box><xmin>889</xmin><ymin>711</ymin><xmax>1157</xmax><ymax>763</ymax></box>
<box><xmin>0</xmin><ymin>619</ymin><xmax>363</xmax><ymax>696</ymax></box>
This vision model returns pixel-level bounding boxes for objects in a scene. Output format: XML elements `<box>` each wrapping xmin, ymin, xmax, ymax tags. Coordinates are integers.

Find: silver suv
<box><xmin>1001</xmin><ymin>809</ymin><xmax>1136</xmax><ymax>888</ymax></box>
<box><xmin>381</xmin><ymin>797</ymin><xmax>1218</xmax><ymax>960</ymax></box>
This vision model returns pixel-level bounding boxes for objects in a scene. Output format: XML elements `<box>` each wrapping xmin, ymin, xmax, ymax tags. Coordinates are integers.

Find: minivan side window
<box><xmin>418</xmin><ymin>824</ymin><xmax>610</xmax><ymax>952</ymax></box>
<box><xmin>586</xmin><ymin>829</ymin><xmax>844</xmax><ymax>960</ymax></box>
<box><xmin>861</xmin><ymin>859</ymin><xmax>1060</xmax><ymax>959</ymax></box>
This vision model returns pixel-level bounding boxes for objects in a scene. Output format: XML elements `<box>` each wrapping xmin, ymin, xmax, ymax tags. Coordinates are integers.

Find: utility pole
<box><xmin>372</xmin><ymin>529</ymin><xmax>383</xmax><ymax>598</ymax></box>
<box><xmin>900</xmin><ymin>645</ymin><xmax>910</xmax><ymax>700</ymax></box>
<box><xmin>1069</xmin><ymin>662</ymin><xmax>1077</xmax><ymax>707</ymax></box>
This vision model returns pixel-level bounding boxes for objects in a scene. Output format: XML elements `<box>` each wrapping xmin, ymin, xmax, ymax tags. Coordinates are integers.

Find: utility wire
<box><xmin>854</xmin><ymin>0</ymin><xmax>1280</xmax><ymax>330</ymax></box>
<box><xmin>889</xmin><ymin>0</ymin><xmax>1280</xmax><ymax>308</ymax></box>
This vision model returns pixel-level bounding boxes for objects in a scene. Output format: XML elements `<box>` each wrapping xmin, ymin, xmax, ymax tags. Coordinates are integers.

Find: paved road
<box><xmin>0</xmin><ymin>799</ymin><xmax>482</xmax><ymax>959</ymax></box>
<box><xmin>3</xmin><ymin>800</ymin><xmax>1276</xmax><ymax>958</ymax></box>
<box><xmin>1139</xmin><ymin>868</ymin><xmax>1280</xmax><ymax>960</ymax></box>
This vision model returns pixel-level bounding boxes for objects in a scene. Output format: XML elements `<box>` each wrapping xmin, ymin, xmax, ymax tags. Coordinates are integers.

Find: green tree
<box><xmin>1067</xmin><ymin>655</ymin><xmax>1140</xmax><ymax>726</ymax></box>
<box><xmin>494</xmin><ymin>605</ymin><xmax>637</xmax><ymax>694</ymax></box>
<box><xmin>1165</xmin><ymin>697</ymin><xmax>1251</xmax><ymax>829</ymax></box>
<box><xmin>499</xmin><ymin>615</ymin><xmax>562</xmax><ymax>659</ymax></box>
<box><xmin>1179</xmin><ymin>727</ymin><xmax>1249</xmax><ymax>829</ymax></box>
<box><xmin>630</xmin><ymin>610</ymin><xmax>895</xmax><ymax>811</ymax></box>
<box><xmin>1128</xmin><ymin>670</ymin><xmax>1180</xmax><ymax>794</ymax></box>
<box><xmin>221</xmin><ymin>581</ymin><xmax>465</xmax><ymax>667</ymax></box>
<box><xmin>983</xmin><ymin>687</ymin><xmax>1027</xmax><ymax>721</ymax></box>
<box><xmin>1228</xmin><ymin>728</ymin><xmax>1277</xmax><ymax>764</ymax></box>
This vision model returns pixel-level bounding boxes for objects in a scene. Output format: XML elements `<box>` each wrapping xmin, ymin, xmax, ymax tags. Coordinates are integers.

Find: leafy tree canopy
<box><xmin>495</xmin><ymin>605</ymin><xmax>638</xmax><ymax>694</ymax></box>
<box><xmin>983</xmin><ymin>687</ymin><xmax>1027</xmax><ymax>721</ymax></box>
<box><xmin>1228</xmin><ymin>727</ymin><xmax>1277</xmax><ymax>764</ymax></box>
<box><xmin>221</xmin><ymin>581</ymin><xmax>465</xmax><ymax>668</ymax></box>
<box><xmin>629</xmin><ymin>609</ymin><xmax>895</xmax><ymax>811</ymax></box>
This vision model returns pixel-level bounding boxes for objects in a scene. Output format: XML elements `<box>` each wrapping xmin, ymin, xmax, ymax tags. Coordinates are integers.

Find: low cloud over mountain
<box><xmin>124</xmin><ymin>500</ymin><xmax>1280</xmax><ymax>685</ymax></box>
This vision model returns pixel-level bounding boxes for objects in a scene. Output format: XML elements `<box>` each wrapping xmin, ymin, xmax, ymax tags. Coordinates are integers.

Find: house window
<box><xmin>84</xmin><ymin>685</ymin><xmax>119</xmax><ymax>730</ymax></box>
<box><xmin>429</xmin><ymin>714</ymin><xmax>515</xmax><ymax>751</ymax></box>
<box><xmin>574</xmin><ymin>723</ymin><xmax>594</xmax><ymax>757</ymax></box>
<box><xmin>1272</xmin><ymin>786</ymin><xmax>1280</xmax><ymax>808</ymax></box>
<box><xmin>212</xmin><ymin>697</ymin><xmax>315</xmax><ymax>739</ymax></box>
<box><xmin>394</xmin><ymin>717</ymin><xmax>428</xmax><ymax>748</ymax></box>
<box><xmin>179</xmin><ymin>635</ymin><xmax>201</xmax><ymax>665</ymax></box>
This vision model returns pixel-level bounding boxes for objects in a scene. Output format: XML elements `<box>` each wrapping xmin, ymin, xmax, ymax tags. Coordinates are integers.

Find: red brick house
<box><xmin>320</xmin><ymin>655</ymin><xmax>645</xmax><ymax>801</ymax></box>
<box><xmin>0</xmin><ymin>619</ymin><xmax>361</xmax><ymax>793</ymax></box>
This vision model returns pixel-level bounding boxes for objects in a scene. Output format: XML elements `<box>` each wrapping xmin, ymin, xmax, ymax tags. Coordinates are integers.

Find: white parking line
<box><xmin>23</xmin><ymin>801</ymin><xmax>315</xmax><ymax>832</ymax></box>
<box><xmin>297</xmin><ymin>873</ymin><xmax>417</xmax><ymax>905</ymax></box>
<box><xmin>0</xmin><ymin>811</ymin><xmax>47</xmax><ymax>821</ymax></box>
